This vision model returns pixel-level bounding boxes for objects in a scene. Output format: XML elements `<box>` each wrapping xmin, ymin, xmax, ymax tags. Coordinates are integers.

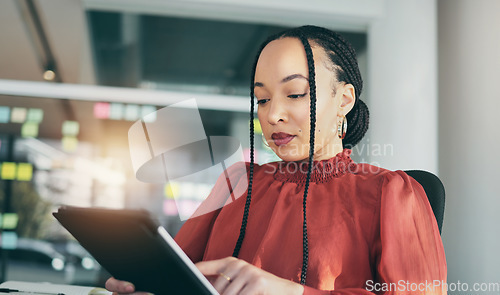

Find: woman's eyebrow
<box><xmin>281</xmin><ymin>74</ymin><xmax>308</xmax><ymax>83</ymax></box>
<box><xmin>254</xmin><ymin>74</ymin><xmax>308</xmax><ymax>88</ymax></box>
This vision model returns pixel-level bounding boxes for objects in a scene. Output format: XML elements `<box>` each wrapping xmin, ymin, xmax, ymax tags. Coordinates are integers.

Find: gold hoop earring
<box><xmin>261</xmin><ymin>133</ymin><xmax>270</xmax><ymax>147</ymax></box>
<box><xmin>337</xmin><ymin>116</ymin><xmax>347</xmax><ymax>139</ymax></box>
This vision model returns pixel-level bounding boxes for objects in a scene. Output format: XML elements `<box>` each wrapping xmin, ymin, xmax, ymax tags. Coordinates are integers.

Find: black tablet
<box><xmin>53</xmin><ymin>206</ymin><xmax>218</xmax><ymax>295</ymax></box>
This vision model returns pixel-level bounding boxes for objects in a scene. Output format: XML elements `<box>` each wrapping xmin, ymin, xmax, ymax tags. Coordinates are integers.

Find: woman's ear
<box><xmin>339</xmin><ymin>83</ymin><xmax>355</xmax><ymax>116</ymax></box>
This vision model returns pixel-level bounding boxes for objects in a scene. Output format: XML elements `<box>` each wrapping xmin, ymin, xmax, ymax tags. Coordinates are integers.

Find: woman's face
<box><xmin>254</xmin><ymin>37</ymin><xmax>354</xmax><ymax>162</ymax></box>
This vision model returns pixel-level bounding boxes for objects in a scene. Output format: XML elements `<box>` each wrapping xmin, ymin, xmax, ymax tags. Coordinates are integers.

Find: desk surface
<box><xmin>0</xmin><ymin>281</ymin><xmax>111</xmax><ymax>295</ymax></box>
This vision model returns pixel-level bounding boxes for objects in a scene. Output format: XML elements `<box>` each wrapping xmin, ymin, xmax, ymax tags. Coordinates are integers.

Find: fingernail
<box><xmin>124</xmin><ymin>283</ymin><xmax>134</xmax><ymax>292</ymax></box>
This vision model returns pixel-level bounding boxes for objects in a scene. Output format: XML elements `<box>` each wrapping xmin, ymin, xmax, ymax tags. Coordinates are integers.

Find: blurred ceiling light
<box><xmin>43</xmin><ymin>70</ymin><xmax>56</xmax><ymax>81</ymax></box>
<box><xmin>51</xmin><ymin>257</ymin><xmax>65</xmax><ymax>271</ymax></box>
<box><xmin>81</xmin><ymin>257</ymin><xmax>96</xmax><ymax>270</ymax></box>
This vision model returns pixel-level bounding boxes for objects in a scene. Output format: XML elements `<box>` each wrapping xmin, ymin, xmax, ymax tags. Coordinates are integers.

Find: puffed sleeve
<box><xmin>174</xmin><ymin>206</ymin><xmax>221</xmax><ymax>263</ymax></box>
<box><xmin>174</xmin><ymin>162</ymin><xmax>249</xmax><ymax>263</ymax></box>
<box><xmin>303</xmin><ymin>170</ymin><xmax>447</xmax><ymax>295</ymax></box>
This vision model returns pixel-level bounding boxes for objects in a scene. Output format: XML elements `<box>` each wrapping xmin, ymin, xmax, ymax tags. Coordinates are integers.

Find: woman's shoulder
<box><xmin>350</xmin><ymin>162</ymin><xmax>415</xmax><ymax>183</ymax></box>
<box><xmin>348</xmin><ymin>162</ymin><xmax>427</xmax><ymax>205</ymax></box>
<box><xmin>340</xmin><ymin>162</ymin><xmax>425</xmax><ymax>203</ymax></box>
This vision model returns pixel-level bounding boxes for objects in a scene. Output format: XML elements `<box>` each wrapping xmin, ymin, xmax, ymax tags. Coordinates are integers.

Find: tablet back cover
<box><xmin>53</xmin><ymin>206</ymin><xmax>216</xmax><ymax>295</ymax></box>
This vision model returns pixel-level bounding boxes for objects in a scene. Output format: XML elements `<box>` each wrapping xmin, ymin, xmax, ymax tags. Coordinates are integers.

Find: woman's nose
<box><xmin>267</xmin><ymin>99</ymin><xmax>287</xmax><ymax>125</ymax></box>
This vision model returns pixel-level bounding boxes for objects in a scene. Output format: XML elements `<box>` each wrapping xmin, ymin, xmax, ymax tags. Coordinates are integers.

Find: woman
<box><xmin>106</xmin><ymin>25</ymin><xmax>447</xmax><ymax>295</ymax></box>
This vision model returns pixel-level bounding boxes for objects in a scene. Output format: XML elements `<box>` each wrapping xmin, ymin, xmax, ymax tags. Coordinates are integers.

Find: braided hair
<box><xmin>232</xmin><ymin>25</ymin><xmax>369</xmax><ymax>285</ymax></box>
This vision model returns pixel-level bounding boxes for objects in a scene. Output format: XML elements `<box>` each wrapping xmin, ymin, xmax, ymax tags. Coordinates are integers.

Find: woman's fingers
<box><xmin>197</xmin><ymin>257</ymin><xmax>304</xmax><ymax>295</ymax></box>
<box><xmin>196</xmin><ymin>257</ymin><xmax>243</xmax><ymax>294</ymax></box>
<box><xmin>105</xmin><ymin>277</ymin><xmax>153</xmax><ymax>294</ymax></box>
<box><xmin>105</xmin><ymin>277</ymin><xmax>135</xmax><ymax>293</ymax></box>
<box><xmin>220</xmin><ymin>269</ymin><xmax>251</xmax><ymax>295</ymax></box>
<box><xmin>196</xmin><ymin>257</ymin><xmax>269</xmax><ymax>295</ymax></box>
<box><xmin>195</xmin><ymin>256</ymin><xmax>239</xmax><ymax>275</ymax></box>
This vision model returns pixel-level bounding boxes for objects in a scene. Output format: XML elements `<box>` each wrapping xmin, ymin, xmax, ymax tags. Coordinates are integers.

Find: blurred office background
<box><xmin>0</xmin><ymin>0</ymin><xmax>498</xmax><ymax>291</ymax></box>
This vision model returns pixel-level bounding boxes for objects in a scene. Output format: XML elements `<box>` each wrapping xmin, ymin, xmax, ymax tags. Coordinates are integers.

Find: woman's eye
<box><xmin>256</xmin><ymin>99</ymin><xmax>269</xmax><ymax>105</ymax></box>
<box><xmin>287</xmin><ymin>93</ymin><xmax>307</xmax><ymax>99</ymax></box>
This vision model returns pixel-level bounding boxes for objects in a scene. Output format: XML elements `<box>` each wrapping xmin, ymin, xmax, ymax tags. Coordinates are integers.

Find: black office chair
<box><xmin>404</xmin><ymin>170</ymin><xmax>445</xmax><ymax>234</ymax></box>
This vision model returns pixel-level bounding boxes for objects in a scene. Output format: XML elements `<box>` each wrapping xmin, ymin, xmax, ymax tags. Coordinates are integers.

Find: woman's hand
<box><xmin>104</xmin><ymin>277</ymin><xmax>152</xmax><ymax>295</ymax></box>
<box><xmin>196</xmin><ymin>257</ymin><xmax>304</xmax><ymax>295</ymax></box>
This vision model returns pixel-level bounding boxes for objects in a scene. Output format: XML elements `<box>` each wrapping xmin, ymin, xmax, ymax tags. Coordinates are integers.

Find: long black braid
<box><xmin>297</xmin><ymin>34</ymin><xmax>317</xmax><ymax>285</ymax></box>
<box><xmin>232</xmin><ymin>38</ymin><xmax>270</xmax><ymax>258</ymax></box>
<box><xmin>232</xmin><ymin>25</ymin><xmax>369</xmax><ymax>285</ymax></box>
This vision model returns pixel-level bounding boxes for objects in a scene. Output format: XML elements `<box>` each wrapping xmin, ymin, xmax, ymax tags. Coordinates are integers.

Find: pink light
<box><xmin>177</xmin><ymin>200</ymin><xmax>201</xmax><ymax>218</ymax></box>
<box><xmin>163</xmin><ymin>199</ymin><xmax>178</xmax><ymax>216</ymax></box>
<box><xmin>94</xmin><ymin>102</ymin><xmax>110</xmax><ymax>119</ymax></box>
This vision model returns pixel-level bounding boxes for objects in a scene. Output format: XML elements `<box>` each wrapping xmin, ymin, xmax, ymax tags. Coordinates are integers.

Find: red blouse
<box><xmin>174</xmin><ymin>149</ymin><xmax>447</xmax><ymax>294</ymax></box>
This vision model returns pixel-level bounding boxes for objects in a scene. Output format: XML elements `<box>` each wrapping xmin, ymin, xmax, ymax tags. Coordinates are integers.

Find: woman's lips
<box><xmin>271</xmin><ymin>132</ymin><xmax>295</xmax><ymax>146</ymax></box>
